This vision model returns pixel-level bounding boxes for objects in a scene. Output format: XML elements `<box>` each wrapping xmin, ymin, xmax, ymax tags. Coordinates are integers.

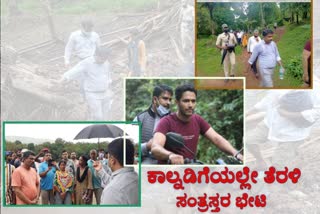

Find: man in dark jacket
<box><xmin>134</xmin><ymin>84</ymin><xmax>173</xmax><ymax>164</ymax></box>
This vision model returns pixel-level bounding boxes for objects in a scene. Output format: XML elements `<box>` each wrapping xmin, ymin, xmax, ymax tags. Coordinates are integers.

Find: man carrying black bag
<box><xmin>216</xmin><ymin>24</ymin><xmax>238</xmax><ymax>78</ymax></box>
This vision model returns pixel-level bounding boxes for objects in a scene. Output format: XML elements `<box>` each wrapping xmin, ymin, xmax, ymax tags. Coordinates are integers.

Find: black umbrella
<box><xmin>74</xmin><ymin>124</ymin><xmax>126</xmax><ymax>148</ymax></box>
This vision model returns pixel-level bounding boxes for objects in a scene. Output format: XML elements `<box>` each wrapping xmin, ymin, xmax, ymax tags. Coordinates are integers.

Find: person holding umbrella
<box><xmin>94</xmin><ymin>138</ymin><xmax>138</xmax><ymax>205</ymax></box>
<box><xmin>216</xmin><ymin>23</ymin><xmax>238</xmax><ymax>78</ymax></box>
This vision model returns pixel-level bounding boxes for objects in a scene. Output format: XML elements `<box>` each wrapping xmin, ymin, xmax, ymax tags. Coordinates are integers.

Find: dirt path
<box><xmin>238</xmin><ymin>26</ymin><xmax>286</xmax><ymax>88</ymax></box>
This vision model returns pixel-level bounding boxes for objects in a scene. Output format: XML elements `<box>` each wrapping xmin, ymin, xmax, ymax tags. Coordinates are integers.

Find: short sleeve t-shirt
<box><xmin>39</xmin><ymin>162</ymin><xmax>56</xmax><ymax>190</ymax></box>
<box><xmin>155</xmin><ymin>113</ymin><xmax>211</xmax><ymax>159</ymax></box>
<box><xmin>216</xmin><ymin>33</ymin><xmax>237</xmax><ymax>53</ymax></box>
<box><xmin>11</xmin><ymin>166</ymin><xmax>39</xmax><ymax>204</ymax></box>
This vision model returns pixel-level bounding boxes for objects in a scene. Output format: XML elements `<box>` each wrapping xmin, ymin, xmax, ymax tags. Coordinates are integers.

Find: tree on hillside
<box><xmin>14</xmin><ymin>140</ymin><xmax>22</xmax><ymax>145</ymax></box>
<box><xmin>5</xmin><ymin>140</ymin><xmax>111</xmax><ymax>162</ymax></box>
<box><xmin>199</xmin><ymin>2</ymin><xmax>238</xmax><ymax>35</ymax></box>
<box><xmin>27</xmin><ymin>143</ymin><xmax>35</xmax><ymax>151</ymax></box>
<box><xmin>246</xmin><ymin>3</ymin><xmax>280</xmax><ymax>28</ymax></box>
<box><xmin>239</xmin><ymin>18</ymin><xmax>257</xmax><ymax>32</ymax></box>
<box><xmin>259</xmin><ymin>3</ymin><xmax>266</xmax><ymax>27</ymax></box>
<box><xmin>198</xmin><ymin>2</ymin><xmax>291</xmax><ymax>36</ymax></box>
<box><xmin>200</xmin><ymin>2</ymin><xmax>215</xmax><ymax>34</ymax></box>
<box><xmin>280</xmin><ymin>2</ymin><xmax>310</xmax><ymax>24</ymax></box>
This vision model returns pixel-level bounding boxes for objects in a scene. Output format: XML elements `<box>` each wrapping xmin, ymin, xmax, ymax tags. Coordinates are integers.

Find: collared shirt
<box><xmin>63</xmin><ymin>56</ymin><xmax>112</xmax><ymax>93</ymax></box>
<box><xmin>248</xmin><ymin>40</ymin><xmax>281</xmax><ymax>69</ymax></box>
<box><xmin>99</xmin><ymin>167</ymin><xmax>138</xmax><ymax>205</ymax></box>
<box><xmin>247</xmin><ymin>36</ymin><xmax>261</xmax><ymax>53</ymax></box>
<box><xmin>64</xmin><ymin>30</ymin><xmax>100</xmax><ymax>64</ymax></box>
<box><xmin>216</xmin><ymin>32</ymin><xmax>237</xmax><ymax>53</ymax></box>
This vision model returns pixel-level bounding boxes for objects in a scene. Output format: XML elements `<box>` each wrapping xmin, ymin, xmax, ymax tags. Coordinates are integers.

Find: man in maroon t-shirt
<box><xmin>151</xmin><ymin>84</ymin><xmax>243</xmax><ymax>164</ymax></box>
<box><xmin>302</xmin><ymin>40</ymin><xmax>311</xmax><ymax>87</ymax></box>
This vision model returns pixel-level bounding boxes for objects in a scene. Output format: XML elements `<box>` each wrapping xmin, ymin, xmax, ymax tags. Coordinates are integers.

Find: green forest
<box><xmin>5</xmin><ymin>138</ymin><xmax>109</xmax><ymax>161</ymax></box>
<box><xmin>1</xmin><ymin>0</ymin><xmax>159</xmax><ymax>14</ymax></box>
<box><xmin>197</xmin><ymin>2</ymin><xmax>311</xmax><ymax>87</ymax></box>
<box><xmin>126</xmin><ymin>79</ymin><xmax>243</xmax><ymax>164</ymax></box>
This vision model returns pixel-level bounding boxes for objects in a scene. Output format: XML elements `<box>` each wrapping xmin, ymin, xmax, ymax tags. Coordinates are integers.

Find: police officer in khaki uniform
<box><xmin>216</xmin><ymin>24</ymin><xmax>238</xmax><ymax>77</ymax></box>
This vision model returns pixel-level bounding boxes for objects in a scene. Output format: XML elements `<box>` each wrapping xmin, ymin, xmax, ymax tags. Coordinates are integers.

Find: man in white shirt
<box><xmin>179</xmin><ymin>0</ymin><xmax>194</xmax><ymax>60</ymax></box>
<box><xmin>62</xmin><ymin>47</ymin><xmax>112</xmax><ymax>120</ymax></box>
<box><xmin>64</xmin><ymin>20</ymin><xmax>101</xmax><ymax>67</ymax></box>
<box><xmin>237</xmin><ymin>30</ymin><xmax>244</xmax><ymax>45</ymax></box>
<box><xmin>247</xmin><ymin>30</ymin><xmax>261</xmax><ymax>55</ymax></box>
<box><xmin>246</xmin><ymin>77</ymin><xmax>320</xmax><ymax>169</ymax></box>
<box><xmin>247</xmin><ymin>29</ymin><xmax>261</xmax><ymax>77</ymax></box>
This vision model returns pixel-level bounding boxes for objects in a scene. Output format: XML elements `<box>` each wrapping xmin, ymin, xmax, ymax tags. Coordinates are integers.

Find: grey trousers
<box><xmin>259</xmin><ymin>67</ymin><xmax>274</xmax><ymax>87</ymax></box>
<box><xmin>88</xmin><ymin>187</ymin><xmax>103</xmax><ymax>205</ymax></box>
<box><xmin>41</xmin><ymin>189</ymin><xmax>54</xmax><ymax>205</ymax></box>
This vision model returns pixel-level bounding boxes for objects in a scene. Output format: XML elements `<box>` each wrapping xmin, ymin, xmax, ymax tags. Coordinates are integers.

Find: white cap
<box><xmin>21</xmin><ymin>149</ymin><xmax>29</xmax><ymax>153</ymax></box>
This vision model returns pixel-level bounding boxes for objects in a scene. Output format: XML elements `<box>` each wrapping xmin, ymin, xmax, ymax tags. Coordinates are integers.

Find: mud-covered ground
<box><xmin>1</xmin><ymin>1</ymin><xmax>194</xmax><ymax>121</ymax></box>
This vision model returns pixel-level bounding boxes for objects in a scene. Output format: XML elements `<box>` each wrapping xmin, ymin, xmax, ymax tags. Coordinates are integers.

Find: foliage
<box><xmin>196</xmin><ymin>5</ymin><xmax>212</xmax><ymax>36</ymax></box>
<box><xmin>285</xmin><ymin>56</ymin><xmax>303</xmax><ymax>83</ymax></box>
<box><xmin>247</xmin><ymin>3</ymin><xmax>281</xmax><ymax>28</ymax></box>
<box><xmin>276</xmin><ymin>24</ymin><xmax>310</xmax><ymax>85</ymax></box>
<box><xmin>195</xmin><ymin>89</ymin><xmax>243</xmax><ymax>163</ymax></box>
<box><xmin>197</xmin><ymin>2</ymin><xmax>310</xmax><ymax>87</ymax></box>
<box><xmin>197</xmin><ymin>2</ymin><xmax>310</xmax><ymax>37</ymax></box>
<box><xmin>1</xmin><ymin>0</ymin><xmax>159</xmax><ymax>15</ymax></box>
<box><xmin>126</xmin><ymin>79</ymin><xmax>243</xmax><ymax>164</ymax></box>
<box><xmin>280</xmin><ymin>2</ymin><xmax>311</xmax><ymax>24</ymax></box>
<box><xmin>56</xmin><ymin>0</ymin><xmax>158</xmax><ymax>14</ymax></box>
<box><xmin>198</xmin><ymin>2</ymin><xmax>242</xmax><ymax>36</ymax></box>
<box><xmin>5</xmin><ymin>139</ymin><xmax>109</xmax><ymax>161</ymax></box>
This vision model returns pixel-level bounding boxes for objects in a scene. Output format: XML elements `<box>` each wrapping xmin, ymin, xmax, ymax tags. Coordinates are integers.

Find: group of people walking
<box><xmin>215</xmin><ymin>23</ymin><xmax>311</xmax><ymax>88</ymax></box>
